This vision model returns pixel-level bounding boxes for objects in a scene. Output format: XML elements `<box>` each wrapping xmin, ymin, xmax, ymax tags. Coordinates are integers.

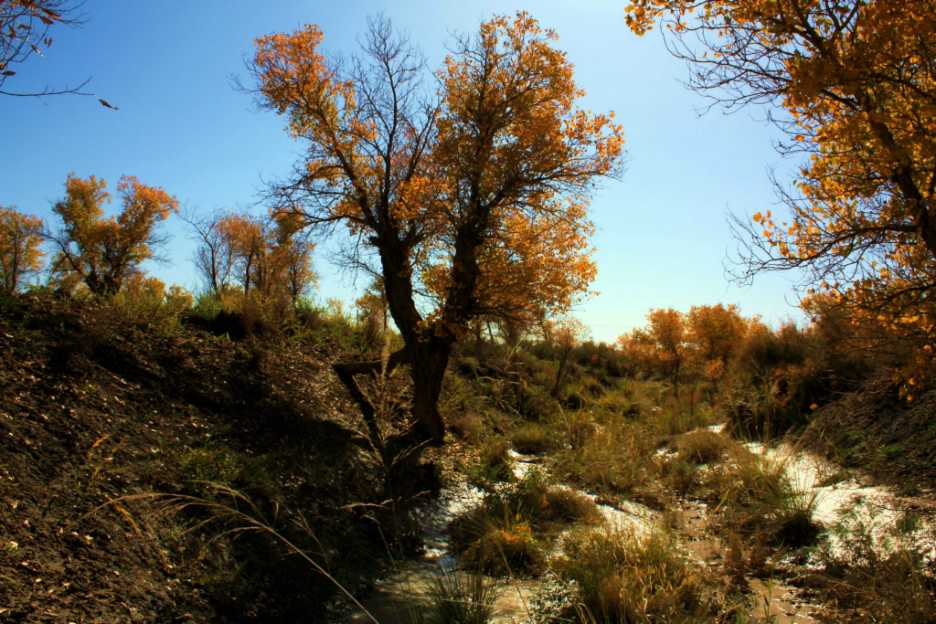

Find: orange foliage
<box><xmin>687</xmin><ymin>304</ymin><xmax>746</xmax><ymax>368</ymax></box>
<box><xmin>0</xmin><ymin>206</ymin><xmax>44</xmax><ymax>293</ymax></box>
<box><xmin>252</xmin><ymin>12</ymin><xmax>621</xmax><ymax>334</ymax></box>
<box><xmin>627</xmin><ymin>0</ymin><xmax>936</xmax><ymax>368</ymax></box>
<box><xmin>251</xmin><ymin>13</ymin><xmax>625</xmax><ymax>439</ymax></box>
<box><xmin>208</xmin><ymin>212</ymin><xmax>316</xmax><ymax>307</ymax></box>
<box><xmin>48</xmin><ymin>174</ymin><xmax>178</xmax><ymax>296</ymax></box>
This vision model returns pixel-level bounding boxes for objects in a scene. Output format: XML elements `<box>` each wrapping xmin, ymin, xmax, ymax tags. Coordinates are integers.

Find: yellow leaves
<box><xmin>51</xmin><ymin>174</ymin><xmax>178</xmax><ymax>296</ymax></box>
<box><xmin>626</xmin><ymin>0</ymin><xmax>936</xmax><ymax>366</ymax></box>
<box><xmin>0</xmin><ymin>206</ymin><xmax>45</xmax><ymax>293</ymax></box>
<box><xmin>253</xmin><ymin>13</ymin><xmax>619</xmax><ymax>337</ymax></box>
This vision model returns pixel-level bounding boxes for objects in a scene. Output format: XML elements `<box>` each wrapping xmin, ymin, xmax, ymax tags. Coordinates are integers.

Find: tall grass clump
<box><xmin>420</xmin><ymin>570</ymin><xmax>498</xmax><ymax>624</ymax></box>
<box><xmin>553</xmin><ymin>420</ymin><xmax>653</xmax><ymax>497</ymax></box>
<box><xmin>674</xmin><ymin>430</ymin><xmax>730</xmax><ymax>465</ymax></box>
<box><xmin>704</xmin><ymin>448</ymin><xmax>821</xmax><ymax>548</ymax></box>
<box><xmin>553</xmin><ymin>526</ymin><xmax>713</xmax><ymax>623</ymax></box>
<box><xmin>510</xmin><ymin>423</ymin><xmax>558</xmax><ymax>454</ymax></box>
<box><xmin>450</xmin><ymin>470</ymin><xmax>602</xmax><ymax>577</ymax></box>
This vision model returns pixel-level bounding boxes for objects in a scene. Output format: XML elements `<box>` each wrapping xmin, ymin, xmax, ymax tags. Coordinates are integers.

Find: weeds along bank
<box><xmin>436</xmin><ymin>327</ymin><xmax>936</xmax><ymax>623</ymax></box>
<box><xmin>3</xmin><ymin>283</ymin><xmax>936</xmax><ymax>622</ymax></box>
<box><xmin>0</xmin><ymin>292</ymin><xmax>434</xmax><ymax>622</ymax></box>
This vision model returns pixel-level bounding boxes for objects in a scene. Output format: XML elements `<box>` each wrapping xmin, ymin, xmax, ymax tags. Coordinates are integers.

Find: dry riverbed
<box><xmin>340</xmin><ymin>424</ymin><xmax>936</xmax><ymax>623</ymax></box>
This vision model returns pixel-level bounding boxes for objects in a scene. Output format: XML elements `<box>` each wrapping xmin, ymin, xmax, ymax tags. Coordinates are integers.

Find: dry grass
<box><xmin>450</xmin><ymin>470</ymin><xmax>602</xmax><ymax>577</ymax></box>
<box><xmin>510</xmin><ymin>423</ymin><xmax>558</xmax><ymax>454</ymax></box>
<box><xmin>420</xmin><ymin>570</ymin><xmax>499</xmax><ymax>624</ymax></box>
<box><xmin>553</xmin><ymin>526</ymin><xmax>714</xmax><ymax>623</ymax></box>
<box><xmin>701</xmin><ymin>447</ymin><xmax>822</xmax><ymax>548</ymax></box>
<box><xmin>675</xmin><ymin>430</ymin><xmax>731</xmax><ymax>465</ymax></box>
<box><xmin>553</xmin><ymin>423</ymin><xmax>653</xmax><ymax>496</ymax></box>
<box><xmin>816</xmin><ymin>502</ymin><xmax>936</xmax><ymax>623</ymax></box>
<box><xmin>467</xmin><ymin>438</ymin><xmax>515</xmax><ymax>488</ymax></box>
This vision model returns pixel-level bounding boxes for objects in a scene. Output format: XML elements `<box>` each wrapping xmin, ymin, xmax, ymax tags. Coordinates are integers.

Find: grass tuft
<box><xmin>554</xmin><ymin>526</ymin><xmax>713</xmax><ymax>623</ymax></box>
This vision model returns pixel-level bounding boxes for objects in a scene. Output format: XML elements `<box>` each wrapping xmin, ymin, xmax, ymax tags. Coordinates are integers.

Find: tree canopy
<box><xmin>251</xmin><ymin>12</ymin><xmax>624</xmax><ymax>444</ymax></box>
<box><xmin>626</xmin><ymin>0</ymin><xmax>936</xmax><ymax>359</ymax></box>
<box><xmin>48</xmin><ymin>174</ymin><xmax>179</xmax><ymax>296</ymax></box>
<box><xmin>0</xmin><ymin>205</ymin><xmax>43</xmax><ymax>293</ymax></box>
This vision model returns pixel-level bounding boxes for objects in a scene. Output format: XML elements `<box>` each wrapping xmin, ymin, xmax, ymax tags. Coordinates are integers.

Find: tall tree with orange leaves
<box><xmin>647</xmin><ymin>308</ymin><xmax>687</xmax><ymax>392</ymax></box>
<box><xmin>47</xmin><ymin>174</ymin><xmax>178</xmax><ymax>296</ymax></box>
<box><xmin>251</xmin><ymin>13</ymin><xmax>623</xmax><ymax>447</ymax></box>
<box><xmin>0</xmin><ymin>206</ymin><xmax>43</xmax><ymax>293</ymax></box>
<box><xmin>626</xmin><ymin>1</ymin><xmax>936</xmax><ymax>360</ymax></box>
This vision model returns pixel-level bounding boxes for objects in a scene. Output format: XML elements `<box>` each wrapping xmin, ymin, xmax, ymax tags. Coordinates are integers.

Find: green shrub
<box><xmin>467</xmin><ymin>439</ymin><xmax>515</xmax><ymax>488</ymax></box>
<box><xmin>179</xmin><ymin>447</ymin><xmax>242</xmax><ymax>490</ymax></box>
<box><xmin>517</xmin><ymin>384</ymin><xmax>562</xmax><ymax>421</ymax></box>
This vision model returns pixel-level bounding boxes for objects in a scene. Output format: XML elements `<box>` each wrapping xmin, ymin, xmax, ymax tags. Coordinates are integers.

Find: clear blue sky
<box><xmin>0</xmin><ymin>0</ymin><xmax>806</xmax><ymax>342</ymax></box>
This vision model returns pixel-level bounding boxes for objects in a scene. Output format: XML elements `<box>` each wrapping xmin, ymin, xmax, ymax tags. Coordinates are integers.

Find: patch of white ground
<box><xmin>743</xmin><ymin>439</ymin><xmax>936</xmax><ymax>566</ymax></box>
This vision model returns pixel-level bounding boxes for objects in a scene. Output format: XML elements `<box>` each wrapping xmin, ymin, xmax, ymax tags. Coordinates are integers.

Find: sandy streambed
<box><xmin>743</xmin><ymin>438</ymin><xmax>936</xmax><ymax>566</ymax></box>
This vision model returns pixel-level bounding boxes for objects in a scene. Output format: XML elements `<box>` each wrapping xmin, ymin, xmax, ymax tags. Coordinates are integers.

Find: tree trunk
<box><xmin>408</xmin><ymin>337</ymin><xmax>451</xmax><ymax>444</ymax></box>
<box><xmin>552</xmin><ymin>347</ymin><xmax>571</xmax><ymax>398</ymax></box>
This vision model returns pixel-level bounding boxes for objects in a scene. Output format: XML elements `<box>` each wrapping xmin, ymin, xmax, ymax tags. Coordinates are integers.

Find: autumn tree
<box><xmin>0</xmin><ymin>0</ymin><xmax>92</xmax><ymax>97</ymax></box>
<box><xmin>47</xmin><ymin>174</ymin><xmax>179</xmax><ymax>296</ymax></box>
<box><xmin>217</xmin><ymin>214</ymin><xmax>266</xmax><ymax>298</ymax></box>
<box><xmin>251</xmin><ymin>13</ymin><xmax>623</xmax><ymax>447</ymax></box>
<box><xmin>182</xmin><ymin>209</ymin><xmax>236</xmax><ymax>297</ymax></box>
<box><xmin>190</xmin><ymin>212</ymin><xmax>316</xmax><ymax>306</ymax></box>
<box><xmin>617</xmin><ymin>327</ymin><xmax>657</xmax><ymax>377</ymax></box>
<box><xmin>270</xmin><ymin>211</ymin><xmax>316</xmax><ymax>306</ymax></box>
<box><xmin>0</xmin><ymin>206</ymin><xmax>43</xmax><ymax>293</ymax></box>
<box><xmin>686</xmin><ymin>303</ymin><xmax>746</xmax><ymax>387</ymax></box>
<box><xmin>647</xmin><ymin>307</ymin><xmax>687</xmax><ymax>392</ymax></box>
<box><xmin>626</xmin><ymin>1</ymin><xmax>936</xmax><ymax>357</ymax></box>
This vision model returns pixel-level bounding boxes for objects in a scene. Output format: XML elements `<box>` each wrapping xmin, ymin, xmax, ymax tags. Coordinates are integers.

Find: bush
<box><xmin>554</xmin><ymin>527</ymin><xmax>711</xmax><ymax>623</ymax></box>
<box><xmin>110</xmin><ymin>276</ymin><xmax>192</xmax><ymax>333</ymax></box>
<box><xmin>467</xmin><ymin>439</ymin><xmax>515</xmax><ymax>488</ymax></box>
<box><xmin>450</xmin><ymin>470</ymin><xmax>601</xmax><ymax>577</ymax></box>
<box><xmin>422</xmin><ymin>571</ymin><xmax>498</xmax><ymax>624</ymax></box>
<box><xmin>659</xmin><ymin>458</ymin><xmax>697</xmax><ymax>497</ymax></box>
<box><xmin>516</xmin><ymin>384</ymin><xmax>562</xmax><ymax>421</ymax></box>
<box><xmin>459</xmin><ymin>520</ymin><xmax>545</xmax><ymax>577</ymax></box>
<box><xmin>510</xmin><ymin>423</ymin><xmax>558</xmax><ymax>454</ymax></box>
<box><xmin>674</xmin><ymin>430</ymin><xmax>729</xmax><ymax>465</ymax></box>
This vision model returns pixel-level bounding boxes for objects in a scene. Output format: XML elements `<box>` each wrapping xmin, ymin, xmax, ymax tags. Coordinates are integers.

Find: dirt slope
<box><xmin>0</xmin><ymin>294</ymin><xmax>387</xmax><ymax>623</ymax></box>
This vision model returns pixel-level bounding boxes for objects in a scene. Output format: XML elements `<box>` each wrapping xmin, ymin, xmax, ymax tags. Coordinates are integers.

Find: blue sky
<box><xmin>0</xmin><ymin>0</ymin><xmax>806</xmax><ymax>342</ymax></box>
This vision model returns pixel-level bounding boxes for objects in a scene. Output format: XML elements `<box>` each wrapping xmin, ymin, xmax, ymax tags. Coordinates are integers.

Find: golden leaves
<box><xmin>628</xmin><ymin>1</ymin><xmax>936</xmax><ymax>367</ymax></box>
<box><xmin>253</xmin><ymin>12</ymin><xmax>622</xmax><ymax>331</ymax></box>
<box><xmin>51</xmin><ymin>174</ymin><xmax>178</xmax><ymax>296</ymax></box>
<box><xmin>0</xmin><ymin>206</ymin><xmax>44</xmax><ymax>293</ymax></box>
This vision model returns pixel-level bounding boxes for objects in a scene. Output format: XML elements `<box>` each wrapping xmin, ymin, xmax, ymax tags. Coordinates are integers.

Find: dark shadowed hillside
<box><xmin>0</xmin><ymin>293</ymin><xmax>407</xmax><ymax>623</ymax></box>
